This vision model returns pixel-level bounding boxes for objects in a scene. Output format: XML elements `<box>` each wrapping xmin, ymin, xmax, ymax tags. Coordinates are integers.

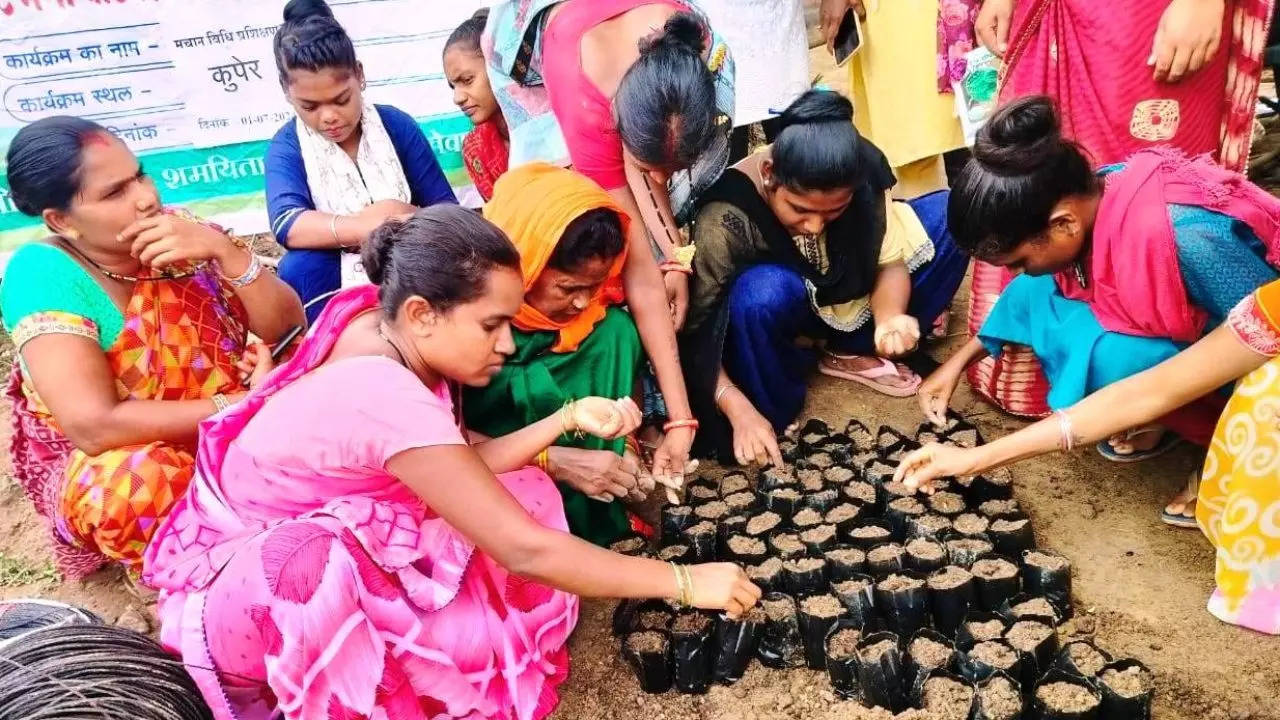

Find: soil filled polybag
<box><xmin>874</xmin><ymin>570</ymin><xmax>930</xmax><ymax>639</ymax></box>
<box><xmin>670</xmin><ymin>612</ymin><xmax>716</xmax><ymax>694</ymax></box>
<box><xmin>1031</xmin><ymin>668</ymin><xmax>1103</xmax><ymax>720</ymax></box>
<box><xmin>757</xmin><ymin>592</ymin><xmax>804</xmax><ymax>669</ymax></box>
<box><xmin>854</xmin><ymin>631</ymin><xmax>908</xmax><ymax>712</ymax></box>
<box><xmin>1097</xmin><ymin>659</ymin><xmax>1153</xmax><ymax>720</ymax></box>
<box><xmin>622</xmin><ymin>629</ymin><xmax>673</xmax><ymax>693</ymax></box>
<box><xmin>710</xmin><ymin>608</ymin><xmax>764</xmax><ymax>685</ymax></box>
<box><xmin>823</xmin><ymin>619</ymin><xmax>865</xmax><ymax>700</ymax></box>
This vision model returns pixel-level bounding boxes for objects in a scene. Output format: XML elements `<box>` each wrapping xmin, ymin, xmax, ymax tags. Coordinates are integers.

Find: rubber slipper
<box><xmin>1160</xmin><ymin>505</ymin><xmax>1198</xmax><ymax>529</ymax></box>
<box><xmin>819</xmin><ymin>356</ymin><xmax>921</xmax><ymax>398</ymax></box>
<box><xmin>1096</xmin><ymin>427</ymin><xmax>1179</xmax><ymax>463</ymax></box>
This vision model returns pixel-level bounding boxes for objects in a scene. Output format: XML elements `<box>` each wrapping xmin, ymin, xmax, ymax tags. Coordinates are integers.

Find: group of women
<box><xmin>2</xmin><ymin>0</ymin><xmax>1279</xmax><ymax>717</ymax></box>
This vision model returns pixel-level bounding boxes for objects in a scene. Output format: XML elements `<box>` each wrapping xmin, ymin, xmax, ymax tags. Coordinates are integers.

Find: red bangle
<box><xmin>659</xmin><ymin>261</ymin><xmax>693</xmax><ymax>275</ymax></box>
<box><xmin>663</xmin><ymin>418</ymin><xmax>700</xmax><ymax>432</ymax></box>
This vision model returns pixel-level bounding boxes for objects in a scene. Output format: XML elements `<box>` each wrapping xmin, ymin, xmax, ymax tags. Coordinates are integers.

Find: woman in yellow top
<box><xmin>681</xmin><ymin>91</ymin><xmax>968</xmax><ymax>465</ymax></box>
<box><xmin>821</xmin><ymin>0</ymin><xmax>970</xmax><ymax>198</ymax></box>
<box><xmin>897</xmin><ymin>278</ymin><xmax>1280</xmax><ymax>634</ymax></box>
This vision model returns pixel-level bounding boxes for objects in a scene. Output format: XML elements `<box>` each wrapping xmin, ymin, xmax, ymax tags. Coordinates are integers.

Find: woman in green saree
<box><xmin>465</xmin><ymin>162</ymin><xmax>650</xmax><ymax>545</ymax></box>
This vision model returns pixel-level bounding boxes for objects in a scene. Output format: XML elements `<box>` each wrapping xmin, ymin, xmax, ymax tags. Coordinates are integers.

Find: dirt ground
<box><xmin>0</xmin><ymin>41</ymin><xmax>1275</xmax><ymax>720</ymax></box>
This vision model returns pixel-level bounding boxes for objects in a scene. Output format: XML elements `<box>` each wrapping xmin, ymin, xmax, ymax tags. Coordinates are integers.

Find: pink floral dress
<box><xmin>144</xmin><ymin>286</ymin><xmax>578</xmax><ymax>720</ymax></box>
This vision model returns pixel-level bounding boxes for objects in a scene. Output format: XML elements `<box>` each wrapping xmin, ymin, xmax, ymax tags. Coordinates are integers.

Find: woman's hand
<box><xmin>874</xmin><ymin>315</ymin><xmax>921</xmax><ymax>358</ymax></box>
<box><xmin>820</xmin><ymin>0</ymin><xmax>866</xmax><ymax>52</ymax></box>
<box><xmin>548</xmin><ymin>446</ymin><xmax>641</xmax><ymax>502</ymax></box>
<box><xmin>664</xmin><ymin>271</ymin><xmax>690</xmax><ymax>330</ymax></box>
<box><xmin>349</xmin><ymin>200</ymin><xmax>419</xmax><ymax>241</ymax></box>
<box><xmin>569</xmin><ymin>397</ymin><xmax>643</xmax><ymax>440</ymax></box>
<box><xmin>893</xmin><ymin>442</ymin><xmax>983</xmax><ymax>494</ymax></box>
<box><xmin>121</xmin><ymin>212</ymin><xmax>239</xmax><ymax>271</ymax></box>
<box><xmin>651</xmin><ymin>426</ymin><xmax>695</xmax><ymax>491</ymax></box>
<box><xmin>918</xmin><ymin>364</ymin><xmax>962</xmax><ymax>427</ymax></box>
<box><xmin>234</xmin><ymin>342</ymin><xmax>275</xmax><ymax>389</ymax></box>
<box><xmin>976</xmin><ymin>0</ymin><xmax>1015</xmax><ymax>56</ymax></box>
<box><xmin>688</xmin><ymin>563</ymin><xmax>762</xmax><ymax>619</ymax></box>
<box><xmin>723</xmin><ymin>392</ymin><xmax>783</xmax><ymax>467</ymax></box>
<box><xmin>1150</xmin><ymin>0</ymin><xmax>1224</xmax><ymax>82</ymax></box>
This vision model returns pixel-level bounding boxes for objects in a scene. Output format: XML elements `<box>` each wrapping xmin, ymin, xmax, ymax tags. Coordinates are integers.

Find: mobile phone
<box><xmin>270</xmin><ymin>325</ymin><xmax>304</xmax><ymax>363</ymax></box>
<box><xmin>833</xmin><ymin>9</ymin><xmax>862</xmax><ymax>67</ymax></box>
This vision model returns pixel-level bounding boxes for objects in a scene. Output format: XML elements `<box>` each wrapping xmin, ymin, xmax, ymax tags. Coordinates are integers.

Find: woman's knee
<box><xmin>729</xmin><ymin>264</ymin><xmax>808</xmax><ymax>322</ymax></box>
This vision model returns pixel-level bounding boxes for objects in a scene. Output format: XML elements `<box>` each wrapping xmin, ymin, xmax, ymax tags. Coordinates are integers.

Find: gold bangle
<box><xmin>211</xmin><ymin>393</ymin><xmax>230</xmax><ymax>413</ymax></box>
<box><xmin>534</xmin><ymin>449</ymin><xmax>550</xmax><ymax>472</ymax></box>
<box><xmin>679</xmin><ymin>564</ymin><xmax>694</xmax><ymax>607</ymax></box>
<box><xmin>670</xmin><ymin>562</ymin><xmax>689</xmax><ymax>607</ymax></box>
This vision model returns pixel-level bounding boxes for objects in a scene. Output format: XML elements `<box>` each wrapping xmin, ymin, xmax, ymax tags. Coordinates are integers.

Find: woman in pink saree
<box><xmin>143</xmin><ymin>205</ymin><xmax>759</xmax><ymax>720</ymax></box>
<box><xmin>978</xmin><ymin>0</ymin><xmax>1274</xmax><ymax>170</ymax></box>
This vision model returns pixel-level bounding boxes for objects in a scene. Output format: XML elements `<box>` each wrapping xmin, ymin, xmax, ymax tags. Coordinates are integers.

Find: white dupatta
<box><xmin>295</xmin><ymin>103</ymin><xmax>411</xmax><ymax>287</ymax></box>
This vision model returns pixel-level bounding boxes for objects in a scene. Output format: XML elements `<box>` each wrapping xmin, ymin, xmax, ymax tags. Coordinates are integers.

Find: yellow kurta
<box><xmin>849</xmin><ymin>0</ymin><xmax>965</xmax><ymax>198</ymax></box>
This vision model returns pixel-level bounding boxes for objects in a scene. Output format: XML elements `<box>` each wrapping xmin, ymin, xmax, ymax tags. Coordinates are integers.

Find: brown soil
<box><xmin>792</xmin><ymin>507</ymin><xmax>824</xmax><ymax>527</ymax></box>
<box><xmin>725</xmin><ymin>491</ymin><xmax>758</xmax><ymax>511</ymax></box>
<box><xmin>907</xmin><ymin>538</ymin><xmax>946</xmax><ymax>562</ymax></box>
<box><xmin>1036</xmin><ymin>682</ymin><xmax>1100</xmax><ymax>713</ymax></box>
<box><xmin>922</xmin><ymin>677</ymin><xmax>975</xmax><ymax>720</ymax></box>
<box><xmin>695</xmin><ymin>501</ymin><xmax>729</xmax><ymax>520</ymax></box>
<box><xmin>771</xmin><ymin>533</ymin><xmax>805</xmax><ymax>556</ymax></box>
<box><xmin>657</xmin><ymin>545</ymin><xmax>688</xmax><ymax>562</ymax></box>
<box><xmin>970</xmin><ymin>641</ymin><xmax>1018</xmax><ymax>670</ymax></box>
<box><xmin>844</xmin><ymin>482</ymin><xmax>877</xmax><ymax>505</ymax></box>
<box><xmin>801</xmin><ymin>432</ymin><xmax>827</xmax><ymax>447</ymax></box>
<box><xmin>800</xmin><ymin>525</ymin><xmax>837</xmax><ymax>546</ymax></box>
<box><xmin>637</xmin><ymin>611</ymin><xmax>672</xmax><ymax>631</ymax></box>
<box><xmin>990</xmin><ymin>518</ymin><xmax>1029</xmax><ymax>533</ymax></box>
<box><xmin>949</xmin><ymin>428</ymin><xmax>981</xmax><ymax>448</ymax></box>
<box><xmin>850</xmin><ymin>524</ymin><xmax>891</xmax><ymax>540</ymax></box>
<box><xmin>720</xmin><ymin>474</ymin><xmax>751</xmax><ymax>496</ymax></box>
<box><xmin>825</xmin><ymin>547</ymin><xmax>866</xmax><ymax>566</ymax></box>
<box><xmin>784</xmin><ymin>557</ymin><xmax>825</xmax><ymax>574</ymax></box>
<box><xmin>979</xmin><ymin>676</ymin><xmax>1022</xmax><ymax>720</ymax></box>
<box><xmin>728</xmin><ymin>535</ymin><xmax>766</xmax><ymax>556</ymax></box>
<box><xmin>947</xmin><ymin>538</ymin><xmax>994</xmax><ymax>556</ymax></box>
<box><xmin>626</xmin><ymin>631</ymin><xmax>667</xmax><ymax>654</ymax></box>
<box><xmin>966</xmin><ymin>620</ymin><xmax>1007</xmax><ymax>643</ymax></box>
<box><xmin>1066</xmin><ymin>642</ymin><xmax>1108</xmax><ymax>676</ymax></box>
<box><xmin>747</xmin><ymin>512</ymin><xmax>782</xmax><ymax>535</ymax></box>
<box><xmin>928</xmin><ymin>566</ymin><xmax>973</xmax><ymax>591</ymax></box>
<box><xmin>877</xmin><ymin>573</ymin><xmax>923</xmax><ymax>592</ymax></box>
<box><xmin>666</xmin><ymin>505</ymin><xmax>693</xmax><ymax>520</ymax></box>
<box><xmin>745</xmin><ymin>606</ymin><xmax>767</xmax><ymax>624</ymax></box>
<box><xmin>764</xmin><ymin>467</ymin><xmax>797</xmax><ymax>486</ymax></box>
<box><xmin>972</xmin><ymin>558</ymin><xmax>1019</xmax><ymax>580</ymax></box>
<box><xmin>953</xmin><ymin>513</ymin><xmax>991</xmax><ymax>535</ymax></box>
<box><xmin>689</xmin><ymin>485</ymin><xmax>720</xmax><ymax>502</ymax></box>
<box><xmin>807</xmin><ymin>452</ymin><xmax>834</xmax><ymax>469</ymax></box>
<box><xmin>929</xmin><ymin>492</ymin><xmax>967</xmax><ymax>515</ymax></box>
<box><xmin>748</xmin><ymin>558</ymin><xmax>784</xmax><ymax>583</ymax></box>
<box><xmin>832</xmin><ymin>578</ymin><xmax>872</xmax><ymax>596</ymax></box>
<box><xmin>1025</xmin><ymin>551</ymin><xmax>1070</xmax><ymax>573</ymax></box>
<box><xmin>1101</xmin><ymin>665</ymin><xmax>1154</xmax><ymax>698</ymax></box>
<box><xmin>913</xmin><ymin>513</ymin><xmax>953</xmax><ymax>535</ymax></box>
<box><xmin>978</xmin><ymin>499</ymin><xmax>1021</xmax><ymax>517</ymax></box>
<box><xmin>771</xmin><ymin>487</ymin><xmax>802</xmax><ymax>501</ymax></box>
<box><xmin>685</xmin><ymin>520</ymin><xmax>716</xmax><ymax>538</ymax></box>
<box><xmin>763</xmin><ymin>596</ymin><xmax>797</xmax><ymax>622</ymax></box>
<box><xmin>882</xmin><ymin>480</ymin><xmax>913</xmax><ymax>499</ymax></box>
<box><xmin>1005</xmin><ymin>620</ymin><xmax>1055</xmax><ymax>652</ymax></box>
<box><xmin>826</xmin><ymin>503</ymin><xmax>860</xmax><ymax>524</ymax></box>
<box><xmin>827</xmin><ymin>628</ymin><xmax>861</xmax><ymax>660</ymax></box>
<box><xmin>800</xmin><ymin>594</ymin><xmax>843</xmax><ymax>618</ymax></box>
<box><xmin>610</xmin><ymin>537</ymin><xmax>647</xmax><ymax>554</ymax></box>
<box><xmin>672</xmin><ymin>612</ymin><xmax>711</xmax><ymax>635</ymax></box>
<box><xmin>859</xmin><ymin>639</ymin><xmax>899</xmax><ymax>662</ymax></box>
<box><xmin>888</xmin><ymin>497</ymin><xmax>926</xmax><ymax>514</ymax></box>
<box><xmin>909</xmin><ymin>636</ymin><xmax>954</xmax><ymax>669</ymax></box>
<box><xmin>867</xmin><ymin>544</ymin><xmax>905</xmax><ymax>564</ymax></box>
<box><xmin>824</xmin><ymin>467</ymin><xmax>856</xmax><ymax>484</ymax></box>
<box><xmin>799</xmin><ymin>470</ymin><xmax>825</xmax><ymax>492</ymax></box>
<box><xmin>1012</xmin><ymin>597</ymin><xmax>1058</xmax><ymax>619</ymax></box>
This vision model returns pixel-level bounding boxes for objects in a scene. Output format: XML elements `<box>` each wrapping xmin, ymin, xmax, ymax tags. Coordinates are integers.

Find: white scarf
<box><xmin>295</xmin><ymin>103</ymin><xmax>411</xmax><ymax>287</ymax></box>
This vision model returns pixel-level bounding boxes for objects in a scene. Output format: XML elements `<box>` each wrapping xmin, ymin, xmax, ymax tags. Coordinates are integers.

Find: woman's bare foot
<box><xmin>1161</xmin><ymin>470</ymin><xmax>1200</xmax><ymax>528</ymax></box>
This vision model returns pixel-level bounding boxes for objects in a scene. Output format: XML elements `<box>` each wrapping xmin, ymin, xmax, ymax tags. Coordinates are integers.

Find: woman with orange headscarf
<box><xmin>465</xmin><ymin>163</ymin><xmax>648</xmax><ymax>545</ymax></box>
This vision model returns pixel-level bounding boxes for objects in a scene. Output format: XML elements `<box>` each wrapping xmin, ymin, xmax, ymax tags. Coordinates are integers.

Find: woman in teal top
<box><xmin>2</xmin><ymin>116</ymin><xmax>303</xmax><ymax>579</ymax></box>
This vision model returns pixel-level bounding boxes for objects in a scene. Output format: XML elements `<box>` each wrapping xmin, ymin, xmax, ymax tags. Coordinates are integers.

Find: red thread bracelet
<box><xmin>663</xmin><ymin>418</ymin><xmax>700</xmax><ymax>432</ymax></box>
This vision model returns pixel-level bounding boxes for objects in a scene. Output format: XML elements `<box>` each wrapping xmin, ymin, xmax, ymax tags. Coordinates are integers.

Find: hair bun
<box><xmin>973</xmin><ymin>95</ymin><xmax>1064</xmax><ymax>175</ymax></box>
<box><xmin>777</xmin><ymin>89</ymin><xmax>853</xmax><ymax>132</ymax></box>
<box><xmin>639</xmin><ymin>11</ymin><xmax>706</xmax><ymax>56</ymax></box>
<box><xmin>471</xmin><ymin>7</ymin><xmax>490</xmax><ymax>23</ymax></box>
<box><xmin>361</xmin><ymin>216</ymin><xmax>407</xmax><ymax>286</ymax></box>
<box><xmin>283</xmin><ymin>0</ymin><xmax>334</xmax><ymax>23</ymax></box>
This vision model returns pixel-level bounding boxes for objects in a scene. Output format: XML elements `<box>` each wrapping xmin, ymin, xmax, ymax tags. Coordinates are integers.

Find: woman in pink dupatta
<box><xmin>144</xmin><ymin>206</ymin><xmax>759</xmax><ymax>720</ymax></box>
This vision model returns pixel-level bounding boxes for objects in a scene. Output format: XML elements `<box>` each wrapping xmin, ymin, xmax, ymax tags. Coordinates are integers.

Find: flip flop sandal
<box><xmin>929</xmin><ymin>311</ymin><xmax>950</xmax><ymax>341</ymax></box>
<box><xmin>1159</xmin><ymin>505</ymin><xmax>1199</xmax><ymax>528</ymax></box>
<box><xmin>1096</xmin><ymin>426</ymin><xmax>1180</xmax><ymax>463</ymax></box>
<box><xmin>819</xmin><ymin>355</ymin><xmax>922</xmax><ymax>398</ymax></box>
